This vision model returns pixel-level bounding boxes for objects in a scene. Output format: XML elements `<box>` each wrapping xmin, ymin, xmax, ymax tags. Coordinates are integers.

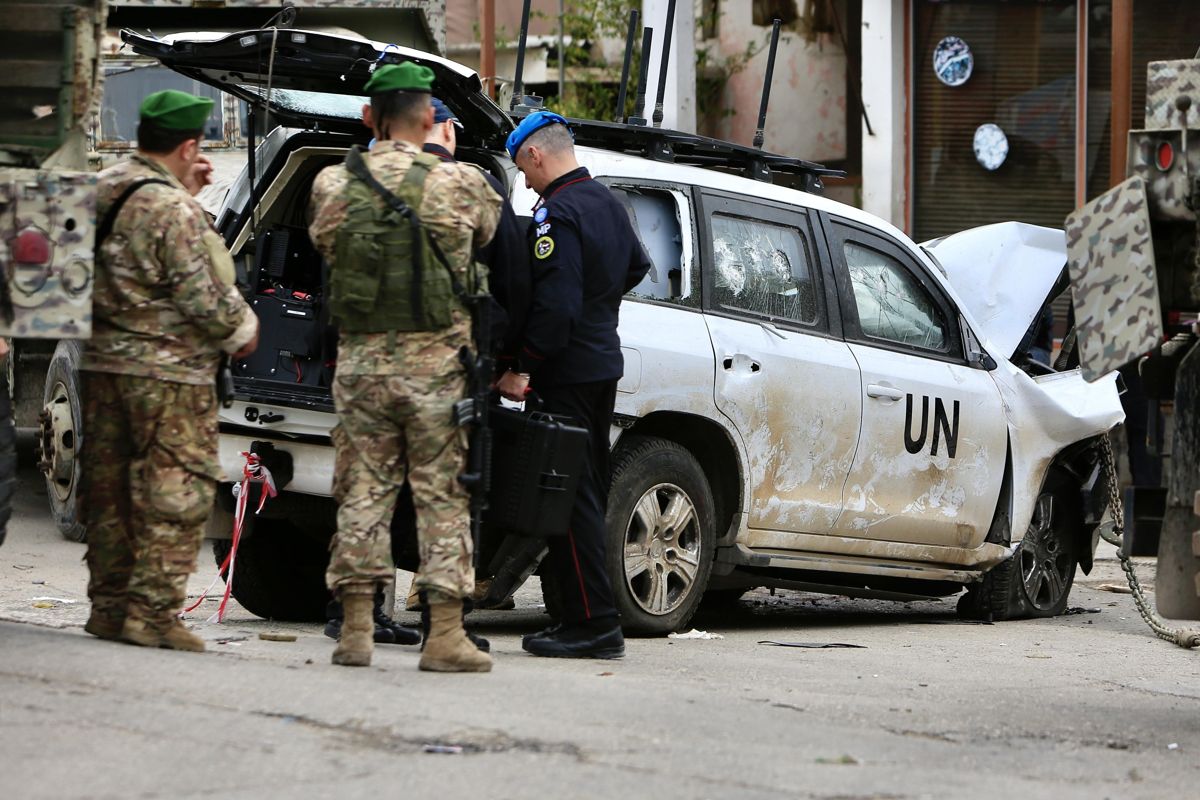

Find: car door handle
<box><xmin>866</xmin><ymin>384</ymin><xmax>904</xmax><ymax>401</ymax></box>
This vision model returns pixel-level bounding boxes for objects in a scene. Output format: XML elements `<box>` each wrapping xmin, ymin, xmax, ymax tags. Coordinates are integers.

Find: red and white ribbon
<box><xmin>183</xmin><ymin>451</ymin><xmax>277</xmax><ymax>623</ymax></box>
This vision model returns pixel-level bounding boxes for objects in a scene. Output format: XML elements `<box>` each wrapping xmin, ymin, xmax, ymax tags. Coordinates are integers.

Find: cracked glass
<box><xmin>845</xmin><ymin>241</ymin><xmax>947</xmax><ymax>350</ymax></box>
<box><xmin>710</xmin><ymin>214</ymin><xmax>817</xmax><ymax>324</ymax></box>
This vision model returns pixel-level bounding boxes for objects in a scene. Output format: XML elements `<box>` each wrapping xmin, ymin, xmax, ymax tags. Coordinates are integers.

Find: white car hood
<box><xmin>924</xmin><ymin>222</ymin><xmax>1065</xmax><ymax>359</ymax></box>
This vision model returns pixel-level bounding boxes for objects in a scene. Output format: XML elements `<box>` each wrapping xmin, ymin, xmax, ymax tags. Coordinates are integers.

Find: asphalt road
<box><xmin>2</xmin><ymin>463</ymin><xmax>1198</xmax><ymax>800</ymax></box>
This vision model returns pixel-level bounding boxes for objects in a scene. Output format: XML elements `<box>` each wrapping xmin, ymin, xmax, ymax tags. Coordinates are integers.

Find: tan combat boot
<box><xmin>84</xmin><ymin>610</ymin><xmax>125</xmax><ymax>640</ymax></box>
<box><xmin>332</xmin><ymin>586</ymin><xmax>375</xmax><ymax>667</ymax></box>
<box><xmin>419</xmin><ymin>597</ymin><xmax>493</xmax><ymax>673</ymax></box>
<box><xmin>120</xmin><ymin>618</ymin><xmax>206</xmax><ymax>652</ymax></box>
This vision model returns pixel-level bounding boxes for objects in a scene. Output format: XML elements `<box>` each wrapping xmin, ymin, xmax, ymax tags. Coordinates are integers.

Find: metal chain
<box><xmin>1099</xmin><ymin>436</ymin><xmax>1200</xmax><ymax>649</ymax></box>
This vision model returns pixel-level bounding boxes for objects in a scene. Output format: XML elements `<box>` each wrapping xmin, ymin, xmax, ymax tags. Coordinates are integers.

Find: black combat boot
<box><xmin>325</xmin><ymin>591</ymin><xmax>421</xmax><ymax>646</ymax></box>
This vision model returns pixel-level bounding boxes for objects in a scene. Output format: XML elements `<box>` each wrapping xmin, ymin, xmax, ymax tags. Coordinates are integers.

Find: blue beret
<box><xmin>505</xmin><ymin>110</ymin><xmax>570</xmax><ymax>159</ymax></box>
<box><xmin>431</xmin><ymin>97</ymin><xmax>460</xmax><ymax>126</ymax></box>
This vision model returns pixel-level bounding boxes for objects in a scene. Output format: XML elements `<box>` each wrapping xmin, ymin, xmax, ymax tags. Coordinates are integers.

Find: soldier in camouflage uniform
<box><xmin>308</xmin><ymin>63</ymin><xmax>500</xmax><ymax>671</ymax></box>
<box><xmin>80</xmin><ymin>90</ymin><xmax>259</xmax><ymax>652</ymax></box>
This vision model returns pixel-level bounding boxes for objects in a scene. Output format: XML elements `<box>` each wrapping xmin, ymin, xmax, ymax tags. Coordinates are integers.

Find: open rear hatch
<box><xmin>122</xmin><ymin>29</ymin><xmax>513</xmax><ymax>414</ymax></box>
<box><xmin>121</xmin><ymin>28</ymin><xmax>511</xmax><ymax>147</ymax></box>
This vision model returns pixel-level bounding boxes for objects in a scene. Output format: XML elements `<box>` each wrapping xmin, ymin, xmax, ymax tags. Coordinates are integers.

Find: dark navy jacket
<box><xmin>423</xmin><ymin>143</ymin><xmax>531</xmax><ymax>356</ymax></box>
<box><xmin>518</xmin><ymin>167</ymin><xmax>652</xmax><ymax>387</ymax></box>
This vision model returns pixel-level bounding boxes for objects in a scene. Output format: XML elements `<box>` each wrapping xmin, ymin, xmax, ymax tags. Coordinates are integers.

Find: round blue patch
<box><xmin>534</xmin><ymin>207</ymin><xmax>548</xmax><ymax>223</ymax></box>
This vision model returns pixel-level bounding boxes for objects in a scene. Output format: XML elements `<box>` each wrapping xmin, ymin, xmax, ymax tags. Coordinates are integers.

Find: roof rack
<box><xmin>562</xmin><ymin>118</ymin><xmax>845</xmax><ymax>193</ymax></box>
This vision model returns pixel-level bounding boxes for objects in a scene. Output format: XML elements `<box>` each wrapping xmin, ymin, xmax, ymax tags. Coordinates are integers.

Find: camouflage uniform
<box><xmin>309</xmin><ymin>139</ymin><xmax>500</xmax><ymax>600</ymax></box>
<box><xmin>80</xmin><ymin>153</ymin><xmax>257</xmax><ymax>631</ymax></box>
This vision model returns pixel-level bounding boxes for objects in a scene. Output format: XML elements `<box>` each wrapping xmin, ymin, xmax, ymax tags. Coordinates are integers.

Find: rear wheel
<box><xmin>606</xmin><ymin>436</ymin><xmax>716</xmax><ymax>634</ymax></box>
<box><xmin>38</xmin><ymin>341</ymin><xmax>85</xmax><ymax>542</ymax></box>
<box><xmin>212</xmin><ymin>520</ymin><xmax>331</xmax><ymax>621</ymax></box>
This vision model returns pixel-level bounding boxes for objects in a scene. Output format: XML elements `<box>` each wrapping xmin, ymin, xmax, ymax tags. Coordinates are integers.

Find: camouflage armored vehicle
<box><xmin>0</xmin><ymin>0</ymin><xmax>106</xmax><ymax>548</ymax></box>
<box><xmin>1066</xmin><ymin>55</ymin><xmax>1200</xmax><ymax>623</ymax></box>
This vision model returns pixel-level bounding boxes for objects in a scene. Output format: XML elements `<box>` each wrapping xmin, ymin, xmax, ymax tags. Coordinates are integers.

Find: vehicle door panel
<box><xmin>701</xmin><ymin>195</ymin><xmax>861</xmax><ymax>535</ymax></box>
<box><xmin>825</xmin><ymin>218</ymin><xmax>1008</xmax><ymax>549</ymax></box>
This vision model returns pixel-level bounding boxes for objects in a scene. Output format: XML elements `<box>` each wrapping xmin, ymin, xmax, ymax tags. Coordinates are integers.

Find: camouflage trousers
<box><xmin>79</xmin><ymin>372</ymin><xmax>219</xmax><ymax>631</ymax></box>
<box><xmin>327</xmin><ymin>370</ymin><xmax>473</xmax><ymax>600</ymax></box>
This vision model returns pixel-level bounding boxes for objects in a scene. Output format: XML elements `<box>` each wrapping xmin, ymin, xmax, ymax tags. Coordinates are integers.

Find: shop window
<box><xmin>912</xmin><ymin>1</ymin><xmax>1077</xmax><ymax>242</ymax></box>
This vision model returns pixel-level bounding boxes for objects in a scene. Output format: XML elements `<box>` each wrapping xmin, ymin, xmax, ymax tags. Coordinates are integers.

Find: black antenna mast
<box><xmin>651</xmin><ymin>0</ymin><xmax>677</xmax><ymax>127</ymax></box>
<box><xmin>753</xmin><ymin>19</ymin><xmax>782</xmax><ymax>149</ymax></box>
<box><xmin>627</xmin><ymin>27</ymin><xmax>654</xmax><ymax>127</ymax></box>
<box><xmin>510</xmin><ymin>0</ymin><xmax>540</xmax><ymax>117</ymax></box>
<box><xmin>615</xmin><ymin>8</ymin><xmax>640</xmax><ymax>123</ymax></box>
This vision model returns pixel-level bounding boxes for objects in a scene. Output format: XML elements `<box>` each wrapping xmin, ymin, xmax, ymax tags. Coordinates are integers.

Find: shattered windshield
<box><xmin>243</xmin><ymin>87</ymin><xmax>366</xmax><ymax>120</ymax></box>
<box><xmin>845</xmin><ymin>242</ymin><xmax>947</xmax><ymax>350</ymax></box>
<box><xmin>710</xmin><ymin>214</ymin><xmax>818</xmax><ymax>324</ymax></box>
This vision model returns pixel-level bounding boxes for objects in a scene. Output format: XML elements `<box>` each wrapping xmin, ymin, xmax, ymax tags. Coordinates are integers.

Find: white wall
<box><xmin>860</xmin><ymin>0</ymin><xmax>907</xmax><ymax>230</ymax></box>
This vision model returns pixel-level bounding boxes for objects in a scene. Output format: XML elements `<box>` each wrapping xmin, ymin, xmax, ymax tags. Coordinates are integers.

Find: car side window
<box><xmin>610</xmin><ymin>186</ymin><xmax>698</xmax><ymax>308</ymax></box>
<box><xmin>843</xmin><ymin>241</ymin><xmax>948</xmax><ymax>350</ymax></box>
<box><xmin>710</xmin><ymin>213</ymin><xmax>818</xmax><ymax>325</ymax></box>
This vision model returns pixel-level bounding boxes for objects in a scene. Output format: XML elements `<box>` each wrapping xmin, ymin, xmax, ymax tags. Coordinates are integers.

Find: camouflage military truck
<box><xmin>1066</xmin><ymin>54</ymin><xmax>1200</xmax><ymax>622</ymax></box>
<box><xmin>0</xmin><ymin>0</ymin><xmax>106</xmax><ymax>549</ymax></box>
<box><xmin>15</xmin><ymin>0</ymin><xmax>446</xmax><ymax>544</ymax></box>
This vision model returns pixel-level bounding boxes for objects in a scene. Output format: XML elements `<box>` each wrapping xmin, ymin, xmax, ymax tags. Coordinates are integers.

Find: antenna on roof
<box><xmin>752</xmin><ymin>19</ymin><xmax>782</xmax><ymax>149</ymax></box>
<box><xmin>510</xmin><ymin>0</ymin><xmax>542</xmax><ymax>118</ymax></box>
<box><xmin>614</xmin><ymin>8</ymin><xmax>640</xmax><ymax>123</ymax></box>
<box><xmin>651</xmin><ymin>0</ymin><xmax>677</xmax><ymax>127</ymax></box>
<box><xmin>627</xmin><ymin>27</ymin><xmax>654</xmax><ymax>127</ymax></box>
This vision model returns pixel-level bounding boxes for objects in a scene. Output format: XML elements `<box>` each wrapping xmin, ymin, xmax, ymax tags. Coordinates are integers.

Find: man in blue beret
<box><xmin>80</xmin><ymin>89</ymin><xmax>259</xmax><ymax>651</ymax></box>
<box><xmin>497</xmin><ymin>111</ymin><xmax>652</xmax><ymax>659</ymax></box>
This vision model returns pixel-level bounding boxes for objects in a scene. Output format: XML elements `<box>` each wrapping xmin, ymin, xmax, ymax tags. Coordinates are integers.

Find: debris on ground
<box><xmin>816</xmin><ymin>754</ymin><xmax>860</xmax><ymax>765</ymax></box>
<box><xmin>422</xmin><ymin>744</ymin><xmax>464</xmax><ymax>754</ymax></box>
<box><xmin>757</xmin><ymin>641</ymin><xmax>866</xmax><ymax>649</ymax></box>
<box><xmin>668</xmin><ymin>629</ymin><xmax>724</xmax><ymax>640</ymax></box>
<box><xmin>1097</xmin><ymin>583</ymin><xmax>1134</xmax><ymax>594</ymax></box>
<box><xmin>258</xmin><ymin>632</ymin><xmax>298</xmax><ymax>642</ymax></box>
<box><xmin>1064</xmin><ymin>607</ymin><xmax>1102</xmax><ymax>615</ymax></box>
<box><xmin>31</xmin><ymin>597</ymin><xmax>77</xmax><ymax>609</ymax></box>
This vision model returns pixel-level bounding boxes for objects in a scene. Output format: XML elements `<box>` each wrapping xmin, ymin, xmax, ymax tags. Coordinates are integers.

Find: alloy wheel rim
<box><xmin>623</xmin><ymin>483</ymin><xmax>701</xmax><ymax>616</ymax></box>
<box><xmin>1019</xmin><ymin>494</ymin><xmax>1071</xmax><ymax>611</ymax></box>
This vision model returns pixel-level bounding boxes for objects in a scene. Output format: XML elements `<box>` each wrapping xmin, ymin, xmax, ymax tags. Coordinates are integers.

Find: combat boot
<box><xmin>332</xmin><ymin>586</ymin><xmax>374</xmax><ymax>667</ymax></box>
<box><xmin>84</xmin><ymin>609</ymin><xmax>125</xmax><ymax>640</ymax></box>
<box><xmin>120</xmin><ymin>618</ymin><xmax>206</xmax><ymax>652</ymax></box>
<box><xmin>419</xmin><ymin>591</ymin><xmax>489</xmax><ymax>653</ymax></box>
<box><xmin>419</xmin><ymin>596</ymin><xmax>493</xmax><ymax>673</ymax></box>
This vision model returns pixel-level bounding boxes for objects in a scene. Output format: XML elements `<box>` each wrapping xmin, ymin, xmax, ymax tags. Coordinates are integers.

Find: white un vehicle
<box><xmin>39</xmin><ymin>24</ymin><xmax>1124</xmax><ymax>634</ymax></box>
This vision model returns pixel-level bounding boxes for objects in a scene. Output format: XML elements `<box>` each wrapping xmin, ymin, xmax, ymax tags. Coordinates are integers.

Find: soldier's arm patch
<box><xmin>534</xmin><ymin>235</ymin><xmax>555</xmax><ymax>260</ymax></box>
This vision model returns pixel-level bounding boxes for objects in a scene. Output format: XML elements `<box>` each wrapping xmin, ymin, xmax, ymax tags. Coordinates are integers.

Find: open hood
<box><xmin>120</xmin><ymin>28</ymin><xmax>512</xmax><ymax>148</ymax></box>
<box><xmin>923</xmin><ymin>222</ymin><xmax>1066</xmax><ymax>359</ymax></box>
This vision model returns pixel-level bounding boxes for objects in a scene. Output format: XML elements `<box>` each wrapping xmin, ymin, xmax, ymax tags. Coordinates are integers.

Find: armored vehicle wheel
<box><xmin>212</xmin><ymin>520</ymin><xmax>330</xmax><ymax>621</ymax></box>
<box><xmin>962</xmin><ymin>478</ymin><xmax>1080</xmax><ymax>621</ymax></box>
<box><xmin>0</xmin><ymin>352</ymin><xmax>15</xmax><ymax>549</ymax></box>
<box><xmin>606</xmin><ymin>436</ymin><xmax>716</xmax><ymax>635</ymax></box>
<box><xmin>39</xmin><ymin>341</ymin><xmax>86</xmax><ymax>542</ymax></box>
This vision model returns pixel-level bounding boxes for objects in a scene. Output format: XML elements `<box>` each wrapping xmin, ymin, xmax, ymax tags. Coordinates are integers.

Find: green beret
<box><xmin>363</xmin><ymin>62</ymin><xmax>434</xmax><ymax>95</ymax></box>
<box><xmin>139</xmin><ymin>89</ymin><xmax>213</xmax><ymax>131</ymax></box>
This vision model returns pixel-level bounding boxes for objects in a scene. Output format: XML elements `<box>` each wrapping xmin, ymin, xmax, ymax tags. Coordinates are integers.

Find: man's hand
<box><xmin>233</xmin><ymin>326</ymin><xmax>259</xmax><ymax>360</ymax></box>
<box><xmin>183</xmin><ymin>155</ymin><xmax>215</xmax><ymax>197</ymax></box>
<box><xmin>496</xmin><ymin>369</ymin><xmax>530</xmax><ymax>402</ymax></box>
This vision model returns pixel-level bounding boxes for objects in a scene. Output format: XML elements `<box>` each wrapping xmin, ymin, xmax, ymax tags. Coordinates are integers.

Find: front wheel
<box><xmin>962</xmin><ymin>482</ymin><xmax>1080</xmax><ymax>620</ymax></box>
<box><xmin>212</xmin><ymin>519</ymin><xmax>331</xmax><ymax>621</ymax></box>
<box><xmin>606</xmin><ymin>436</ymin><xmax>716</xmax><ymax>634</ymax></box>
<box><xmin>39</xmin><ymin>341</ymin><xmax>86</xmax><ymax>542</ymax></box>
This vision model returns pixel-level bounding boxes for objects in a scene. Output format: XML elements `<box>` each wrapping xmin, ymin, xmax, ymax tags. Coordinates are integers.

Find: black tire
<box><xmin>41</xmin><ymin>341</ymin><xmax>86</xmax><ymax>542</ymax></box>
<box><xmin>0</xmin><ymin>353</ymin><xmax>15</xmax><ymax>550</ymax></box>
<box><xmin>605</xmin><ymin>436</ymin><xmax>716</xmax><ymax>634</ymax></box>
<box><xmin>961</xmin><ymin>479</ymin><xmax>1080</xmax><ymax>621</ymax></box>
<box><xmin>212</xmin><ymin>520</ymin><xmax>331</xmax><ymax>621</ymax></box>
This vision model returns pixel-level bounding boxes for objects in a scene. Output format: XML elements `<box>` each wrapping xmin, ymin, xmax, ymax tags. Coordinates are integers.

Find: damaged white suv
<box><xmin>46</xmin><ymin>27</ymin><xmax>1122</xmax><ymax>634</ymax></box>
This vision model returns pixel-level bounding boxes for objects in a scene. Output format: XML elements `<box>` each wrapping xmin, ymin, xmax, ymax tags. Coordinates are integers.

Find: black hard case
<box><xmin>486</xmin><ymin>406</ymin><xmax>588</xmax><ymax>537</ymax></box>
